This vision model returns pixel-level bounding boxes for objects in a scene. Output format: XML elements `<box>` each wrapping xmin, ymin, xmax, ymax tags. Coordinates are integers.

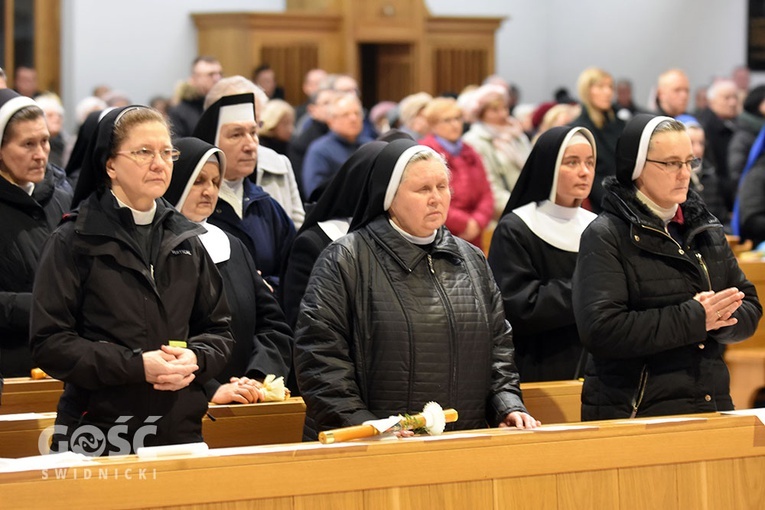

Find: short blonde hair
<box><xmin>422</xmin><ymin>97</ymin><xmax>461</xmax><ymax>126</ymax></box>
<box><xmin>576</xmin><ymin>67</ymin><xmax>614</xmax><ymax>129</ymax></box>
<box><xmin>260</xmin><ymin>99</ymin><xmax>294</xmax><ymax>137</ymax></box>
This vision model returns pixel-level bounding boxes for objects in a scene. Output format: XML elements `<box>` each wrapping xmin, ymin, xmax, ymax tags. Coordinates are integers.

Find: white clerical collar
<box><xmin>111</xmin><ymin>190</ymin><xmax>156</xmax><ymax>225</ymax></box>
<box><xmin>388</xmin><ymin>218</ymin><xmax>437</xmax><ymax>245</ymax></box>
<box><xmin>636</xmin><ymin>189</ymin><xmax>678</xmax><ymax>225</ymax></box>
<box><xmin>197</xmin><ymin>220</ymin><xmax>231</xmax><ymax>263</ymax></box>
<box><xmin>318</xmin><ymin>217</ymin><xmax>351</xmax><ymax>241</ymax></box>
<box><xmin>219</xmin><ymin>178</ymin><xmax>244</xmax><ymax>219</ymax></box>
<box><xmin>512</xmin><ymin>200</ymin><xmax>596</xmax><ymax>252</ymax></box>
<box><xmin>20</xmin><ymin>181</ymin><xmax>35</xmax><ymax>196</ymax></box>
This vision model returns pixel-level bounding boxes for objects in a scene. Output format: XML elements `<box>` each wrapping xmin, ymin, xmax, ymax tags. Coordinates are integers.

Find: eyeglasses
<box><xmin>115</xmin><ymin>148</ymin><xmax>180</xmax><ymax>166</ymax></box>
<box><xmin>438</xmin><ymin>116</ymin><xmax>463</xmax><ymax>124</ymax></box>
<box><xmin>645</xmin><ymin>158</ymin><xmax>701</xmax><ymax>173</ymax></box>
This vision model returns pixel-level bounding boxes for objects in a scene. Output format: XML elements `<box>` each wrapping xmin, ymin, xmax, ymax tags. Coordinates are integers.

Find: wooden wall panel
<box><xmin>432</xmin><ymin>48</ymin><xmax>489</xmax><ymax>95</ymax></box>
<box><xmin>261</xmin><ymin>45</ymin><xmax>319</xmax><ymax>105</ymax></box>
<box><xmin>557</xmin><ymin>470</ymin><xmax>619</xmax><ymax>510</ymax></box>
<box><xmin>618</xmin><ymin>465</ymin><xmax>677</xmax><ymax>510</ymax></box>
<box><xmin>398</xmin><ymin>480</ymin><xmax>494</xmax><ymax>510</ymax></box>
<box><xmin>495</xmin><ymin>474</ymin><xmax>558</xmax><ymax>510</ymax></box>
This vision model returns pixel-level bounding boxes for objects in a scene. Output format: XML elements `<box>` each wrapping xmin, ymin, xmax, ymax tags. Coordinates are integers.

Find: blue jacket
<box><xmin>302</xmin><ymin>132</ymin><xmax>372</xmax><ymax>199</ymax></box>
<box><xmin>208</xmin><ymin>180</ymin><xmax>295</xmax><ymax>289</ymax></box>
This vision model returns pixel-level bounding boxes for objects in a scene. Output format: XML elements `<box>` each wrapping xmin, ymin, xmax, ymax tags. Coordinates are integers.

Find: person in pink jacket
<box><xmin>419</xmin><ymin>97</ymin><xmax>494</xmax><ymax>251</ymax></box>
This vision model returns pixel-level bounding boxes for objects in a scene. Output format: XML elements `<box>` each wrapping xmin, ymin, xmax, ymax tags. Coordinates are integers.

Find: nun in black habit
<box><xmin>294</xmin><ymin>139</ymin><xmax>538</xmax><ymax>441</ymax></box>
<box><xmin>281</xmin><ymin>141</ymin><xmax>387</xmax><ymax>329</ymax></box>
<box><xmin>573</xmin><ymin>114</ymin><xmax>761</xmax><ymax>420</ymax></box>
<box><xmin>30</xmin><ymin>106</ymin><xmax>233</xmax><ymax>453</ymax></box>
<box><xmin>192</xmin><ymin>92</ymin><xmax>295</xmax><ymax>291</ymax></box>
<box><xmin>488</xmin><ymin>126</ymin><xmax>597</xmax><ymax>383</ymax></box>
<box><xmin>165</xmin><ymin>137</ymin><xmax>293</xmax><ymax>404</ymax></box>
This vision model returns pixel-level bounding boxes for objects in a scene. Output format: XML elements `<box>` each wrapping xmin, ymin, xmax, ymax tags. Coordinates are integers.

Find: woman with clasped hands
<box><xmin>573</xmin><ymin>114</ymin><xmax>761</xmax><ymax>421</ymax></box>
<box><xmin>294</xmin><ymin>139</ymin><xmax>539</xmax><ymax>441</ymax></box>
<box><xmin>30</xmin><ymin>107</ymin><xmax>233</xmax><ymax>454</ymax></box>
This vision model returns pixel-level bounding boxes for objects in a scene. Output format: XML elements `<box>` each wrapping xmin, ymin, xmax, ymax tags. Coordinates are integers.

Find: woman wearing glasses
<box><xmin>30</xmin><ymin>106</ymin><xmax>233</xmax><ymax>455</ymax></box>
<box><xmin>573</xmin><ymin>114</ymin><xmax>761</xmax><ymax>421</ymax></box>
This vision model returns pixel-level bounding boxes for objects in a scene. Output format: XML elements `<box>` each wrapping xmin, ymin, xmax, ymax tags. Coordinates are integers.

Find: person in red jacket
<box><xmin>419</xmin><ymin>97</ymin><xmax>494</xmax><ymax>251</ymax></box>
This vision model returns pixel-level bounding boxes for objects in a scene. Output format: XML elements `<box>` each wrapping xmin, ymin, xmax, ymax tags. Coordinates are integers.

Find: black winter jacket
<box><xmin>573</xmin><ymin>178</ymin><xmax>761</xmax><ymax>421</ymax></box>
<box><xmin>0</xmin><ymin>165</ymin><xmax>72</xmax><ymax>377</ymax></box>
<box><xmin>295</xmin><ymin>217</ymin><xmax>527</xmax><ymax>440</ymax></box>
<box><xmin>30</xmin><ymin>192</ymin><xmax>233</xmax><ymax>450</ymax></box>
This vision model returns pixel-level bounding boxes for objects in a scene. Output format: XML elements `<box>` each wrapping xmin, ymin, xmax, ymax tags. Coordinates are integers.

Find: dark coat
<box><xmin>573</xmin><ymin>178</ymin><xmax>761</xmax><ymax>421</ymax></box>
<box><xmin>208</xmin><ymin>179</ymin><xmax>296</xmax><ymax>290</ymax></box>
<box><xmin>570</xmin><ymin>109</ymin><xmax>625</xmax><ymax>212</ymax></box>
<box><xmin>0</xmin><ymin>165</ymin><xmax>72</xmax><ymax>377</ymax></box>
<box><xmin>738</xmin><ymin>154</ymin><xmax>765</xmax><ymax>246</ymax></box>
<box><xmin>728</xmin><ymin>111</ymin><xmax>765</xmax><ymax>184</ymax></box>
<box><xmin>30</xmin><ymin>192</ymin><xmax>233</xmax><ymax>450</ymax></box>
<box><xmin>168</xmin><ymin>97</ymin><xmax>205</xmax><ymax>139</ymax></box>
<box><xmin>294</xmin><ymin>216</ymin><xmax>527</xmax><ymax>440</ymax></box>
<box><xmin>697</xmin><ymin>108</ymin><xmax>736</xmax><ymax>210</ymax></box>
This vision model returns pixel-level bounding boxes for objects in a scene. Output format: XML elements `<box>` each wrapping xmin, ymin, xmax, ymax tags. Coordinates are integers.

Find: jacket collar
<box><xmin>73</xmin><ymin>191</ymin><xmax>204</xmax><ymax>246</ymax></box>
<box><xmin>365</xmin><ymin>215</ymin><xmax>463</xmax><ymax>272</ymax></box>
<box><xmin>602</xmin><ymin>176</ymin><xmax>721</xmax><ymax>233</ymax></box>
<box><xmin>0</xmin><ymin>163</ymin><xmax>56</xmax><ymax>209</ymax></box>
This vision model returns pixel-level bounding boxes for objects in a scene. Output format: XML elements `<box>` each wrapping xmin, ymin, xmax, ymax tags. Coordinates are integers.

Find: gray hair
<box><xmin>647</xmin><ymin>118</ymin><xmax>687</xmax><ymax>153</ymax></box>
<box><xmin>204</xmin><ymin>75</ymin><xmax>259</xmax><ymax>110</ymax></box>
<box><xmin>401</xmin><ymin>150</ymin><xmax>450</xmax><ymax>183</ymax></box>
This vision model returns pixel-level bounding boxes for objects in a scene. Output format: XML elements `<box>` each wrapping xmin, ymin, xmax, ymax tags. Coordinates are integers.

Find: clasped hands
<box><xmin>693</xmin><ymin>287</ymin><xmax>745</xmax><ymax>331</ymax></box>
<box><xmin>211</xmin><ymin>377</ymin><xmax>265</xmax><ymax>404</ymax></box>
<box><xmin>143</xmin><ymin>344</ymin><xmax>198</xmax><ymax>391</ymax></box>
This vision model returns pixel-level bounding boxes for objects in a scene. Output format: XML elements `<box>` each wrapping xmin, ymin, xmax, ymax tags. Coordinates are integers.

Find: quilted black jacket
<box><xmin>573</xmin><ymin>178</ymin><xmax>761</xmax><ymax>420</ymax></box>
<box><xmin>295</xmin><ymin>216</ymin><xmax>527</xmax><ymax>440</ymax></box>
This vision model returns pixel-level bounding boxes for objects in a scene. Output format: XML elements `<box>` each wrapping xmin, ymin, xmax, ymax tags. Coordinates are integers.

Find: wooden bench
<box><xmin>0</xmin><ymin>378</ymin><xmax>63</xmax><ymax>415</ymax></box>
<box><xmin>520</xmin><ymin>380</ymin><xmax>581</xmax><ymax>424</ymax></box>
<box><xmin>0</xmin><ymin>397</ymin><xmax>306</xmax><ymax>458</ymax></box>
<box><xmin>2</xmin><ymin>412</ymin><xmax>763</xmax><ymax>509</ymax></box>
<box><xmin>727</xmin><ymin>260</ymin><xmax>765</xmax><ymax>409</ymax></box>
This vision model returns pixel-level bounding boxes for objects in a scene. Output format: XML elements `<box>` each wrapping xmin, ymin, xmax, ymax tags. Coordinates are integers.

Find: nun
<box><xmin>573</xmin><ymin>113</ymin><xmax>761</xmax><ymax>421</ymax></box>
<box><xmin>165</xmin><ymin>137</ymin><xmax>293</xmax><ymax>404</ymax></box>
<box><xmin>488</xmin><ymin>126</ymin><xmax>597</xmax><ymax>382</ymax></box>
<box><xmin>192</xmin><ymin>92</ymin><xmax>295</xmax><ymax>290</ymax></box>
<box><xmin>294</xmin><ymin>139</ymin><xmax>539</xmax><ymax>441</ymax></box>
<box><xmin>30</xmin><ymin>106</ymin><xmax>232</xmax><ymax>454</ymax></box>
<box><xmin>0</xmin><ymin>89</ymin><xmax>72</xmax><ymax>378</ymax></box>
<box><xmin>281</xmin><ymin>141</ymin><xmax>387</xmax><ymax>329</ymax></box>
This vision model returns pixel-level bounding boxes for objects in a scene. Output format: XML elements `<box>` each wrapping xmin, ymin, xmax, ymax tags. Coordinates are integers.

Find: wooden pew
<box><xmin>520</xmin><ymin>380</ymin><xmax>581</xmax><ymax>424</ymax></box>
<box><xmin>2</xmin><ymin>412</ymin><xmax>763</xmax><ymax>509</ymax></box>
<box><xmin>0</xmin><ymin>378</ymin><xmax>63</xmax><ymax>415</ymax></box>
<box><xmin>727</xmin><ymin>260</ymin><xmax>765</xmax><ymax>409</ymax></box>
<box><xmin>0</xmin><ymin>398</ymin><xmax>306</xmax><ymax>458</ymax></box>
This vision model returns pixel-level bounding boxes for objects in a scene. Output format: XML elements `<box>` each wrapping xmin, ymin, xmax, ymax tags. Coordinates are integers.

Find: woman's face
<box><xmin>388</xmin><ymin>158</ymin><xmax>451</xmax><ymax>237</ymax></box>
<box><xmin>0</xmin><ymin>117</ymin><xmax>50</xmax><ymax>186</ymax></box>
<box><xmin>636</xmin><ymin>130</ymin><xmax>693</xmax><ymax>209</ymax></box>
<box><xmin>481</xmin><ymin>96</ymin><xmax>509</xmax><ymax>126</ymax></box>
<box><xmin>589</xmin><ymin>77</ymin><xmax>614</xmax><ymax>111</ymax></box>
<box><xmin>273</xmin><ymin>112</ymin><xmax>295</xmax><ymax>142</ymax></box>
<box><xmin>555</xmin><ymin>142</ymin><xmax>595</xmax><ymax>207</ymax></box>
<box><xmin>181</xmin><ymin>162</ymin><xmax>222</xmax><ymax>222</ymax></box>
<box><xmin>106</xmin><ymin>121</ymin><xmax>173</xmax><ymax>211</ymax></box>
<box><xmin>431</xmin><ymin>107</ymin><xmax>463</xmax><ymax>143</ymax></box>
<box><xmin>688</xmin><ymin>127</ymin><xmax>705</xmax><ymax>160</ymax></box>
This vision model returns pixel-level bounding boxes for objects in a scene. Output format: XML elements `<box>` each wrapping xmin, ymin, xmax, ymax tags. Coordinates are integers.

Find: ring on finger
<box><xmin>716</xmin><ymin>310</ymin><xmax>722</xmax><ymax>319</ymax></box>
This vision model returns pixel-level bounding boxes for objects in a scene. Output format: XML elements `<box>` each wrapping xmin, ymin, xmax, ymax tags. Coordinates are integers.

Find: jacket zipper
<box><xmin>640</xmin><ymin>224</ymin><xmax>713</xmax><ymax>291</ymax></box>
<box><xmin>695</xmin><ymin>252</ymin><xmax>712</xmax><ymax>291</ymax></box>
<box><xmin>640</xmin><ymin>224</ymin><xmax>683</xmax><ymax>250</ymax></box>
<box><xmin>630</xmin><ymin>365</ymin><xmax>649</xmax><ymax>418</ymax></box>
<box><xmin>427</xmin><ymin>254</ymin><xmax>457</xmax><ymax>404</ymax></box>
